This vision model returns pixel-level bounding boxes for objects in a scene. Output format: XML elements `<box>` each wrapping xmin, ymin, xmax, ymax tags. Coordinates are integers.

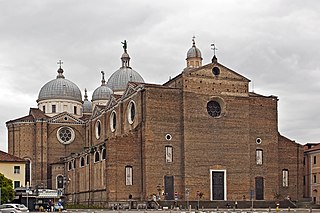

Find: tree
<box><xmin>0</xmin><ymin>173</ymin><xmax>14</xmax><ymax>204</ymax></box>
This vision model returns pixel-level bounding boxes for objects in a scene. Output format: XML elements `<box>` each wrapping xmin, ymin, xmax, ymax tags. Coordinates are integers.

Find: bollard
<box><xmin>268</xmin><ymin>206</ymin><xmax>271</xmax><ymax>212</ymax></box>
<box><xmin>288</xmin><ymin>206</ymin><xmax>290</xmax><ymax>211</ymax></box>
<box><xmin>310</xmin><ymin>206</ymin><xmax>312</xmax><ymax>212</ymax></box>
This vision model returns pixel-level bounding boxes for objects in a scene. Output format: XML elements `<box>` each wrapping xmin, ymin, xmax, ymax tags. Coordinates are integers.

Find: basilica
<box><xmin>6</xmin><ymin>38</ymin><xmax>304</xmax><ymax>205</ymax></box>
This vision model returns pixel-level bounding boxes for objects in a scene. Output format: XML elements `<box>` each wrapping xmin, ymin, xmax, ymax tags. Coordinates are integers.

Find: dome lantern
<box><xmin>186</xmin><ymin>36</ymin><xmax>203</xmax><ymax>68</ymax></box>
<box><xmin>83</xmin><ymin>88</ymin><xmax>92</xmax><ymax>114</ymax></box>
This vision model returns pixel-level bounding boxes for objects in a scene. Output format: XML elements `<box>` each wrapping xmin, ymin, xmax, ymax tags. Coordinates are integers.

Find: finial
<box><xmin>57</xmin><ymin>60</ymin><xmax>63</xmax><ymax>68</ymax></box>
<box><xmin>101</xmin><ymin>71</ymin><xmax>106</xmax><ymax>85</ymax></box>
<box><xmin>121</xmin><ymin>40</ymin><xmax>127</xmax><ymax>53</ymax></box>
<box><xmin>84</xmin><ymin>88</ymin><xmax>88</xmax><ymax>100</ymax></box>
<box><xmin>211</xmin><ymin>44</ymin><xmax>218</xmax><ymax>63</ymax></box>
<box><xmin>56</xmin><ymin>60</ymin><xmax>65</xmax><ymax>79</ymax></box>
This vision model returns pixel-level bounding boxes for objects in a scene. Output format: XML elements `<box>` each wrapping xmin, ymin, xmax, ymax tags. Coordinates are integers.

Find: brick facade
<box><xmin>6</xmin><ymin>55</ymin><xmax>304</xmax><ymax>205</ymax></box>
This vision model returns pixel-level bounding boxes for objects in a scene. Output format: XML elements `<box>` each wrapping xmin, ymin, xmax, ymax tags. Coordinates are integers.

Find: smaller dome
<box><xmin>187</xmin><ymin>37</ymin><xmax>202</xmax><ymax>58</ymax></box>
<box><xmin>92</xmin><ymin>71</ymin><xmax>113</xmax><ymax>101</ymax></box>
<box><xmin>83</xmin><ymin>89</ymin><xmax>92</xmax><ymax>113</ymax></box>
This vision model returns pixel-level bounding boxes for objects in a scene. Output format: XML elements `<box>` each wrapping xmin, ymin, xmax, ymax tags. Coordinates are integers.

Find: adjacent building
<box><xmin>6</xmin><ymin>38</ymin><xmax>304</xmax><ymax>205</ymax></box>
<box><xmin>0</xmin><ymin>150</ymin><xmax>26</xmax><ymax>189</ymax></box>
<box><xmin>304</xmin><ymin>143</ymin><xmax>320</xmax><ymax>203</ymax></box>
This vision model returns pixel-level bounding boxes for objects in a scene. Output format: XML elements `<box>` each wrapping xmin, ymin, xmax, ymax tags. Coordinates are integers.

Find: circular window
<box><xmin>256</xmin><ymin>138</ymin><xmax>262</xmax><ymax>144</ymax></box>
<box><xmin>127</xmin><ymin>101</ymin><xmax>136</xmax><ymax>124</ymax></box>
<box><xmin>207</xmin><ymin>101</ymin><xmax>221</xmax><ymax>117</ymax></box>
<box><xmin>165</xmin><ymin>134</ymin><xmax>172</xmax><ymax>141</ymax></box>
<box><xmin>57</xmin><ymin>127</ymin><xmax>75</xmax><ymax>144</ymax></box>
<box><xmin>110</xmin><ymin>111</ymin><xmax>117</xmax><ymax>132</ymax></box>
<box><xmin>212</xmin><ymin>67</ymin><xmax>220</xmax><ymax>76</ymax></box>
<box><xmin>95</xmin><ymin>120</ymin><xmax>101</xmax><ymax>139</ymax></box>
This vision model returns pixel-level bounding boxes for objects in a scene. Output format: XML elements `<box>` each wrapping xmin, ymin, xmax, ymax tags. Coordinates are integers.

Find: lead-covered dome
<box><xmin>107</xmin><ymin>40</ymin><xmax>144</xmax><ymax>93</ymax></box>
<box><xmin>37</xmin><ymin>67</ymin><xmax>82</xmax><ymax>102</ymax></box>
<box><xmin>92</xmin><ymin>71</ymin><xmax>113</xmax><ymax>101</ymax></box>
<box><xmin>107</xmin><ymin>67</ymin><xmax>144</xmax><ymax>92</ymax></box>
<box><xmin>187</xmin><ymin>37</ymin><xmax>202</xmax><ymax>58</ymax></box>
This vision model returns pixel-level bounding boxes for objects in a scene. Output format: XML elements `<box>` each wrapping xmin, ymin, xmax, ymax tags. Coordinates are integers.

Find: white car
<box><xmin>0</xmin><ymin>204</ymin><xmax>29</xmax><ymax>213</ymax></box>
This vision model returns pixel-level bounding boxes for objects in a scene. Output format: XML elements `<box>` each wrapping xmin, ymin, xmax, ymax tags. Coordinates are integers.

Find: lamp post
<box><xmin>26</xmin><ymin>182</ymin><xmax>30</xmax><ymax>210</ymax></box>
<box><xmin>185</xmin><ymin>188</ymin><xmax>189</xmax><ymax>210</ymax></box>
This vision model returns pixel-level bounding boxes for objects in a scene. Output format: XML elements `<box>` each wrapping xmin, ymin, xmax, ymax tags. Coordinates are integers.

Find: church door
<box><xmin>212</xmin><ymin>171</ymin><xmax>225</xmax><ymax>200</ymax></box>
<box><xmin>255</xmin><ymin>177</ymin><xmax>264</xmax><ymax>200</ymax></box>
<box><xmin>164</xmin><ymin>176</ymin><xmax>174</xmax><ymax>200</ymax></box>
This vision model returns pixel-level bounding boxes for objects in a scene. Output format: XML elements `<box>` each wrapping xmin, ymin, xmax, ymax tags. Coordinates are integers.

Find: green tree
<box><xmin>0</xmin><ymin>173</ymin><xmax>14</xmax><ymax>204</ymax></box>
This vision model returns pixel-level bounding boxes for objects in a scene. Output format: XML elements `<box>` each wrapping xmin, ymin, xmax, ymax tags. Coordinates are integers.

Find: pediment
<box><xmin>121</xmin><ymin>83</ymin><xmax>139</xmax><ymax>100</ymax></box>
<box><xmin>48</xmin><ymin>112</ymin><xmax>84</xmax><ymax>124</ymax></box>
<box><xmin>106</xmin><ymin>95</ymin><xmax>119</xmax><ymax>109</ymax></box>
<box><xmin>186</xmin><ymin>62</ymin><xmax>250</xmax><ymax>82</ymax></box>
<box><xmin>92</xmin><ymin>105</ymin><xmax>104</xmax><ymax>118</ymax></box>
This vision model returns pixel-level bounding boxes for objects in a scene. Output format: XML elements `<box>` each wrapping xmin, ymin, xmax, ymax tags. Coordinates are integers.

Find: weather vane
<box><xmin>211</xmin><ymin>43</ymin><xmax>218</xmax><ymax>56</ymax></box>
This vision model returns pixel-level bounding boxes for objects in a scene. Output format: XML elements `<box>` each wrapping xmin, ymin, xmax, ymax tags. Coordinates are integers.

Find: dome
<box><xmin>37</xmin><ymin>67</ymin><xmax>82</xmax><ymax>102</ymax></box>
<box><xmin>92</xmin><ymin>71</ymin><xmax>113</xmax><ymax>101</ymax></box>
<box><xmin>83</xmin><ymin>89</ymin><xmax>92</xmax><ymax>113</ymax></box>
<box><xmin>107</xmin><ymin>40</ymin><xmax>144</xmax><ymax>93</ymax></box>
<box><xmin>107</xmin><ymin>67</ymin><xmax>144</xmax><ymax>92</ymax></box>
<box><xmin>186</xmin><ymin>37</ymin><xmax>202</xmax><ymax>58</ymax></box>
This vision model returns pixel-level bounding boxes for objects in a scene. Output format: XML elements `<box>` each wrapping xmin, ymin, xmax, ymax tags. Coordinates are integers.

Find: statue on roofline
<box><xmin>121</xmin><ymin>40</ymin><xmax>127</xmax><ymax>52</ymax></box>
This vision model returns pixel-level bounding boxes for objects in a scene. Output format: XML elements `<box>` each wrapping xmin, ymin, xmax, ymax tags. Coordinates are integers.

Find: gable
<box><xmin>92</xmin><ymin>105</ymin><xmax>104</xmax><ymax>119</ymax></box>
<box><xmin>48</xmin><ymin>112</ymin><xmax>84</xmax><ymax>124</ymax></box>
<box><xmin>187</xmin><ymin>62</ymin><xmax>250</xmax><ymax>82</ymax></box>
<box><xmin>176</xmin><ymin>62</ymin><xmax>251</xmax><ymax>97</ymax></box>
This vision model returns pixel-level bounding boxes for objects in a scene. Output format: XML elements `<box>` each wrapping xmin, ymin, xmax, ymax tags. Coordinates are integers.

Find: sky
<box><xmin>0</xmin><ymin>0</ymin><xmax>319</xmax><ymax>151</ymax></box>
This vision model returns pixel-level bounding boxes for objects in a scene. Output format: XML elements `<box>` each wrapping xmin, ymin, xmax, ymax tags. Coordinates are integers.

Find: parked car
<box><xmin>0</xmin><ymin>203</ymin><xmax>29</xmax><ymax>213</ymax></box>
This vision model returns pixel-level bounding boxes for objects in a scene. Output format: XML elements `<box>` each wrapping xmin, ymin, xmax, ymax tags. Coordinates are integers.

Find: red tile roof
<box><xmin>0</xmin><ymin>150</ymin><xmax>26</xmax><ymax>162</ymax></box>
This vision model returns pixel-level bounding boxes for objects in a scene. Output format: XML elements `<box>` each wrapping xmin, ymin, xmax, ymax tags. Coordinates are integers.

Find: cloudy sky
<box><xmin>0</xmin><ymin>0</ymin><xmax>319</xmax><ymax>151</ymax></box>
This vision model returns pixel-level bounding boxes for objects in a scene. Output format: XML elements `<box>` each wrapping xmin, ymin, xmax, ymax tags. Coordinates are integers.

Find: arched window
<box><xmin>73</xmin><ymin>159</ymin><xmax>76</xmax><ymax>169</ymax></box>
<box><xmin>165</xmin><ymin>146</ymin><xmax>173</xmax><ymax>163</ymax></box>
<box><xmin>86</xmin><ymin>155</ymin><xmax>89</xmax><ymax>165</ymax></box>
<box><xmin>95</xmin><ymin>120</ymin><xmax>101</xmax><ymax>139</ymax></box>
<box><xmin>125</xmin><ymin>166</ymin><xmax>133</xmax><ymax>185</ymax></box>
<box><xmin>57</xmin><ymin>175</ymin><xmax>64</xmax><ymax>189</ymax></box>
<box><xmin>127</xmin><ymin>101</ymin><xmax>136</xmax><ymax>124</ymax></box>
<box><xmin>68</xmin><ymin>161</ymin><xmax>72</xmax><ymax>170</ymax></box>
<box><xmin>80</xmin><ymin>157</ymin><xmax>85</xmax><ymax>167</ymax></box>
<box><xmin>25</xmin><ymin>159</ymin><xmax>31</xmax><ymax>186</ymax></box>
<box><xmin>110</xmin><ymin>111</ymin><xmax>117</xmax><ymax>132</ymax></box>
<box><xmin>94</xmin><ymin>151</ymin><xmax>100</xmax><ymax>163</ymax></box>
<box><xmin>282</xmin><ymin>169</ymin><xmax>289</xmax><ymax>187</ymax></box>
<box><xmin>101</xmin><ymin>149</ymin><xmax>106</xmax><ymax>160</ymax></box>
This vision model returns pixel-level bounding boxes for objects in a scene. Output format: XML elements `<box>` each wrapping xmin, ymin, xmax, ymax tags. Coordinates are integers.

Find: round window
<box><xmin>128</xmin><ymin>101</ymin><xmax>136</xmax><ymax>124</ymax></box>
<box><xmin>57</xmin><ymin>127</ymin><xmax>75</xmax><ymax>144</ymax></box>
<box><xmin>110</xmin><ymin>111</ymin><xmax>117</xmax><ymax>132</ymax></box>
<box><xmin>165</xmin><ymin>134</ymin><xmax>172</xmax><ymax>141</ymax></box>
<box><xmin>95</xmin><ymin>120</ymin><xmax>101</xmax><ymax>139</ymax></box>
<box><xmin>207</xmin><ymin>101</ymin><xmax>221</xmax><ymax>117</ymax></box>
<box><xmin>256</xmin><ymin>138</ymin><xmax>262</xmax><ymax>144</ymax></box>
